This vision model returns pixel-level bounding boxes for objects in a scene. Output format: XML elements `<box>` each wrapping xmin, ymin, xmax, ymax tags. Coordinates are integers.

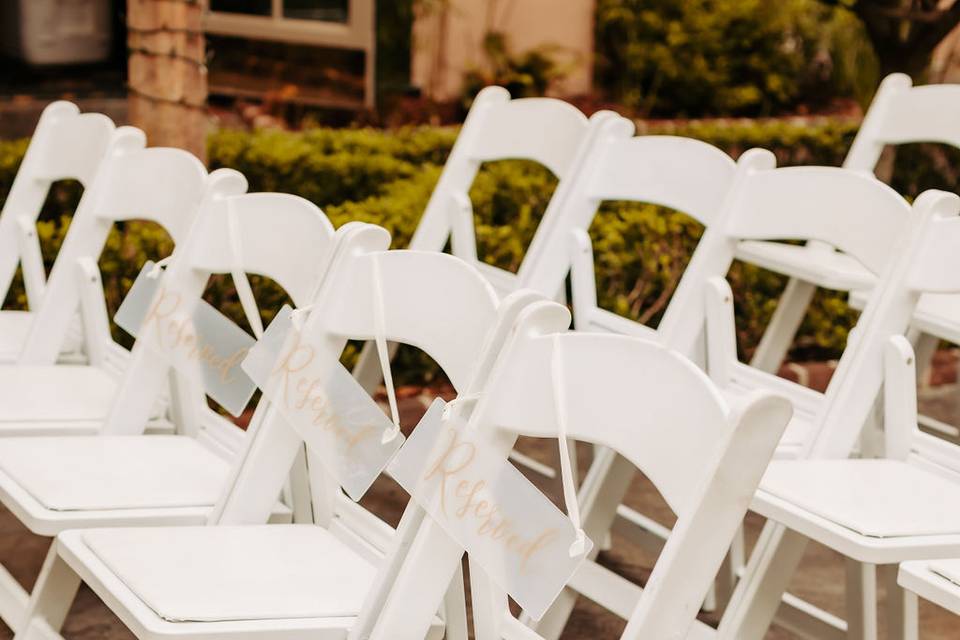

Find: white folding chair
<box><xmin>353</xmin><ymin>302</ymin><xmax>790</xmax><ymax>640</ymax></box>
<box><xmin>0</xmin><ymin>101</ymin><xmax>115</xmax><ymax>363</ymax></box>
<box><xmin>716</xmin><ymin>190</ymin><xmax>960</xmax><ymax>640</ymax></box>
<box><xmin>10</xmin><ymin>296</ymin><xmax>793</xmax><ymax>640</ymax></box>
<box><xmin>567</xmin><ymin>134</ymin><xmax>737</xmax><ymax>350</ymax></box>
<box><xmin>0</xmin><ymin>129</ymin><xmax>230</xmax><ymax>436</ymax></box>
<box><xmin>12</xmin><ymin>233</ymin><xmax>544</xmax><ymax>640</ymax></box>
<box><xmin>550</xmin><ymin>152</ymin><xmax>922</xmax><ymax>635</ymax></box>
<box><xmin>349</xmin><ymin>88</ymin><xmax>632</xmax><ymax>501</ymax></box>
<box><xmin>0</xmin><ymin>187</ymin><xmax>340</xmax><ymax>633</ymax></box>
<box><xmin>740</xmin><ymin>74</ymin><xmax>960</xmax><ymax>386</ymax></box>
<box><xmin>407</xmin><ymin>86</ymin><xmax>631</xmax><ymax>296</ymax></box>
<box><xmin>557</xmin><ymin>132</ymin><xmax>738</xmax><ymax>611</ymax></box>
<box><xmin>352</xmin><ymin>87</ymin><xmax>633</xmax><ymax>389</ymax></box>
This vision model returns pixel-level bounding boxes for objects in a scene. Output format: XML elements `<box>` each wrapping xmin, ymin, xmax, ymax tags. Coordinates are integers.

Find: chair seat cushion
<box><xmin>0</xmin><ymin>436</ymin><xmax>229</xmax><ymax>511</ymax></box>
<box><xmin>761</xmin><ymin>459</ymin><xmax>960</xmax><ymax>538</ymax></box>
<box><xmin>735</xmin><ymin>241</ymin><xmax>875</xmax><ymax>291</ymax></box>
<box><xmin>0</xmin><ymin>365</ymin><xmax>119</xmax><ymax>423</ymax></box>
<box><xmin>82</xmin><ymin>525</ymin><xmax>376</xmax><ymax>622</ymax></box>
<box><xmin>930</xmin><ymin>559</ymin><xmax>960</xmax><ymax>587</ymax></box>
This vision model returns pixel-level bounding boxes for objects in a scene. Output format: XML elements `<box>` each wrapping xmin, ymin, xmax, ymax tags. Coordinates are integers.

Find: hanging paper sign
<box><xmin>389</xmin><ymin>398</ymin><xmax>592</xmax><ymax>620</ymax></box>
<box><xmin>241</xmin><ymin>305</ymin><xmax>404</xmax><ymax>501</ymax></box>
<box><xmin>114</xmin><ymin>261</ymin><xmax>257</xmax><ymax>416</ymax></box>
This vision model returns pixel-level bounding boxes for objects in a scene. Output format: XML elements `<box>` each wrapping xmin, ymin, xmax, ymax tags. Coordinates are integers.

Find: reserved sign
<box><xmin>242</xmin><ymin>306</ymin><xmax>404</xmax><ymax>500</ymax></box>
<box><xmin>115</xmin><ymin>261</ymin><xmax>257</xmax><ymax>416</ymax></box>
<box><xmin>389</xmin><ymin>398</ymin><xmax>592</xmax><ymax>620</ymax></box>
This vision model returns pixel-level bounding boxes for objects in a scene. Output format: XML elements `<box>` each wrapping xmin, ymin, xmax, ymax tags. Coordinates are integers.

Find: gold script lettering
<box><xmin>141</xmin><ymin>286</ymin><xmax>248</xmax><ymax>384</ymax></box>
<box><xmin>422</xmin><ymin>424</ymin><xmax>561</xmax><ymax>573</ymax></box>
<box><xmin>268</xmin><ymin>330</ymin><xmax>377</xmax><ymax>451</ymax></box>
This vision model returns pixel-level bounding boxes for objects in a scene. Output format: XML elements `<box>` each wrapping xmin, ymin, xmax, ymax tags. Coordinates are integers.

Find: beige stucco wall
<box><xmin>411</xmin><ymin>0</ymin><xmax>594</xmax><ymax>101</ymax></box>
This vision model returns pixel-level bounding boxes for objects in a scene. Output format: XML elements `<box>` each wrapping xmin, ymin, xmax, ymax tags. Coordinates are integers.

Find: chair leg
<box><xmin>16</xmin><ymin>619</ymin><xmax>63</xmax><ymax>640</ymax></box>
<box><xmin>749</xmin><ymin>279</ymin><xmax>816</xmax><ymax>374</ymax></box>
<box><xmin>581</xmin><ymin>445</ymin><xmax>612</xmax><ymax>551</ymax></box>
<box><xmin>703</xmin><ymin>580</ymin><xmax>719</xmax><ymax>614</ymax></box>
<box><xmin>443</xmin><ymin>563</ymin><xmax>470</xmax><ymax>640</ymax></box>
<box><xmin>288</xmin><ymin>445</ymin><xmax>314</xmax><ymax>523</ymax></box>
<box><xmin>13</xmin><ymin>544</ymin><xmax>80</xmax><ymax>640</ymax></box>
<box><xmin>845</xmin><ymin>559</ymin><xmax>878</xmax><ymax>640</ymax></box>
<box><xmin>713</xmin><ymin>525</ymin><xmax>746</xmax><ymax>616</ymax></box>
<box><xmin>881</xmin><ymin>564</ymin><xmax>918</xmax><ymax>640</ymax></box>
<box><xmin>858</xmin><ymin>395</ymin><xmax>886</xmax><ymax>459</ymax></box>
<box><xmin>0</xmin><ymin>561</ymin><xmax>30</xmax><ymax>633</ymax></box>
<box><xmin>717</xmin><ymin>522</ymin><xmax>809</xmax><ymax>640</ymax></box>
<box><xmin>532</xmin><ymin>449</ymin><xmax>635</xmax><ymax>640</ymax></box>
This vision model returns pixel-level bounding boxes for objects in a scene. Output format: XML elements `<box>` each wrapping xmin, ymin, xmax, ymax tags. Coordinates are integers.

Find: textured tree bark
<box><xmin>824</xmin><ymin>0</ymin><xmax>960</xmax><ymax>80</ymax></box>
<box><xmin>126</xmin><ymin>0</ymin><xmax>208</xmax><ymax>162</ymax></box>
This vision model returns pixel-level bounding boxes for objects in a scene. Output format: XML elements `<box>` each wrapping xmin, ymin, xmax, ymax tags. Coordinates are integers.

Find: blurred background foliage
<box><xmin>6</xmin><ymin>116</ymin><xmax>959</xmax><ymax>371</ymax></box>
<box><xmin>593</xmin><ymin>0</ymin><xmax>878</xmax><ymax>117</ymax></box>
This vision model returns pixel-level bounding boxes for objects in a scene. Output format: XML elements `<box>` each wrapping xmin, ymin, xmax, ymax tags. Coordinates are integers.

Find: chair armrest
<box><xmin>884</xmin><ymin>334</ymin><xmax>918</xmax><ymax>461</ymax></box>
<box><xmin>569</xmin><ymin>228</ymin><xmax>599</xmax><ymax>331</ymax></box>
<box><xmin>704</xmin><ymin>276</ymin><xmax>738</xmax><ymax>387</ymax></box>
<box><xmin>16</xmin><ymin>215</ymin><xmax>46</xmax><ymax>308</ymax></box>
<box><xmin>74</xmin><ymin>256</ymin><xmax>111</xmax><ymax>367</ymax></box>
<box><xmin>448</xmin><ymin>192</ymin><xmax>478</xmax><ymax>262</ymax></box>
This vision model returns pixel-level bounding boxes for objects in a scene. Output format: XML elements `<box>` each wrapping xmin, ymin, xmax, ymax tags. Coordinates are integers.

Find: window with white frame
<box><xmin>205</xmin><ymin>0</ymin><xmax>375</xmax><ymax>107</ymax></box>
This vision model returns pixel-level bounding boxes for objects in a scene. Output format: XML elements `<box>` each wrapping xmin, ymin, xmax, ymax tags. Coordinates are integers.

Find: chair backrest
<box><xmin>845</xmin><ymin>73</ymin><xmax>960</xmax><ymax>171</ymax></box>
<box><xmin>407</xmin><ymin>85</ymin><xmax>631</xmax><ymax>297</ymax></box>
<box><xmin>641</xmin><ymin>153</ymin><xmax>956</xmax><ymax>466</ymax></box>
<box><xmin>210</xmin><ymin>225</ymin><xmax>534</xmax><ymax>529</ymax></box>
<box><xmin>18</xmin><ymin>128</ymin><xmax>218</xmax><ymax>365</ymax></box>
<box><xmin>659</xmin><ymin>150</ymin><xmax>912</xmax><ymax>358</ymax></box>
<box><xmin>699</xmin><ymin>184</ymin><xmax>960</xmax><ymax>463</ymax></box>
<box><xmin>548</xmin><ymin>135</ymin><xmax>736</xmax><ymax>333</ymax></box>
<box><xmin>585</xmin><ymin>135</ymin><xmax>737</xmax><ymax>227</ymax></box>
<box><xmin>726</xmin><ymin>166</ymin><xmax>907</xmax><ymax>273</ymax></box>
<box><xmin>782</xmin><ymin>187</ymin><xmax>960</xmax><ymax>459</ymax></box>
<box><xmin>319</xmin><ymin>249</ymin><xmax>500</xmax><ymax>390</ymax></box>
<box><xmin>101</xmin><ymin>183</ymin><xmax>336</xmax><ymax>440</ymax></box>
<box><xmin>698</xmin><ymin>184</ymin><xmax>953</xmax><ymax>462</ymax></box>
<box><xmin>363</xmin><ymin>303</ymin><xmax>791</xmax><ymax>640</ymax></box>
<box><xmin>0</xmin><ymin>101</ymin><xmax>115</xmax><ymax>304</ymax></box>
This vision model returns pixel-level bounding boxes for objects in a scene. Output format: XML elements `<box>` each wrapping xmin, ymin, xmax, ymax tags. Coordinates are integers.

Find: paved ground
<box><xmin>0</xmin><ymin>385</ymin><xmax>959</xmax><ymax>639</ymax></box>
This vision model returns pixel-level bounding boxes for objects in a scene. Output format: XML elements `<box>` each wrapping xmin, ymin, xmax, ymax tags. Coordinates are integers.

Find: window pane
<box><xmin>210</xmin><ymin>0</ymin><xmax>271</xmax><ymax>16</ymax></box>
<box><xmin>283</xmin><ymin>0</ymin><xmax>349</xmax><ymax>22</ymax></box>
<box><xmin>207</xmin><ymin>34</ymin><xmax>366</xmax><ymax>109</ymax></box>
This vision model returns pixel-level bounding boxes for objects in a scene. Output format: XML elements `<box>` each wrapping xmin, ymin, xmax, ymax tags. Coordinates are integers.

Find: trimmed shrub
<box><xmin>594</xmin><ymin>0</ymin><xmax>877</xmax><ymax>117</ymax></box>
<box><xmin>209</xmin><ymin>126</ymin><xmax>457</xmax><ymax>190</ymax></box>
<box><xmin>643</xmin><ymin>117</ymin><xmax>857</xmax><ymax>168</ymax></box>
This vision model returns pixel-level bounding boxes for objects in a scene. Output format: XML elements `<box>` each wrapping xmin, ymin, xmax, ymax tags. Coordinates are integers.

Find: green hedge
<box><xmin>3</xmin><ymin>118</ymin><xmax>959</xmax><ymax>376</ymax></box>
<box><xmin>207</xmin><ymin>127</ymin><xmax>457</xmax><ymax>207</ymax></box>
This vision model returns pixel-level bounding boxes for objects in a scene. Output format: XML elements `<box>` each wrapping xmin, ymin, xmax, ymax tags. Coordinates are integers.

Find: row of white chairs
<box><xmin>1</xmin><ymin>73</ymin><xmax>960</xmax><ymax>639</ymax></box>
<box><xmin>0</xmin><ymin>99</ymin><xmax>791</xmax><ymax>640</ymax></box>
